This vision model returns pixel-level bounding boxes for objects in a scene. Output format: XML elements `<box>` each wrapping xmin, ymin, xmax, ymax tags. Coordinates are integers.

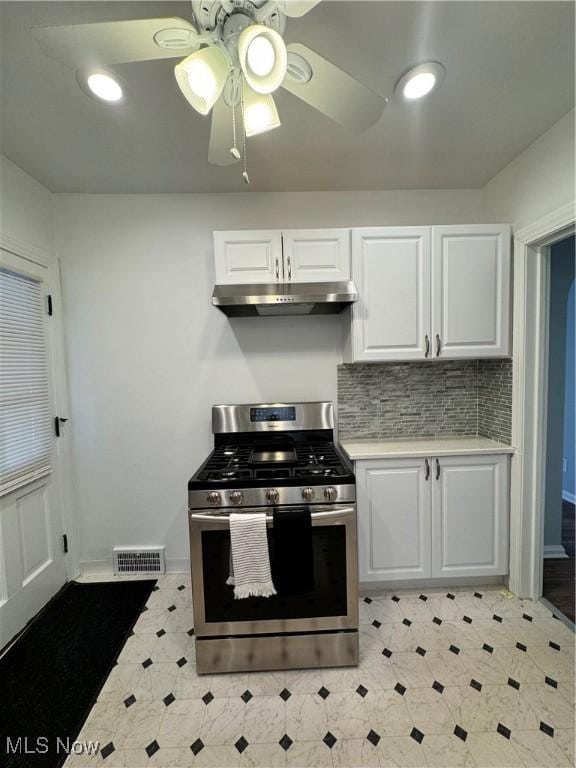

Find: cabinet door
<box><xmin>350</xmin><ymin>228</ymin><xmax>431</xmax><ymax>361</ymax></box>
<box><xmin>214</xmin><ymin>231</ymin><xmax>283</xmax><ymax>284</ymax></box>
<box><xmin>282</xmin><ymin>229</ymin><xmax>351</xmax><ymax>282</ymax></box>
<box><xmin>431</xmin><ymin>225</ymin><xmax>511</xmax><ymax>358</ymax></box>
<box><xmin>356</xmin><ymin>459</ymin><xmax>432</xmax><ymax>582</ymax></box>
<box><xmin>431</xmin><ymin>454</ymin><xmax>509</xmax><ymax>577</ymax></box>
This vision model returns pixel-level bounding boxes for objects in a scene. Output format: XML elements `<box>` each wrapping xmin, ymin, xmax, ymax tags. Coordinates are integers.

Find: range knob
<box><xmin>229</xmin><ymin>490</ymin><xmax>243</xmax><ymax>505</ymax></box>
<box><xmin>302</xmin><ymin>487</ymin><xmax>315</xmax><ymax>502</ymax></box>
<box><xmin>207</xmin><ymin>491</ymin><xmax>221</xmax><ymax>506</ymax></box>
<box><xmin>266</xmin><ymin>488</ymin><xmax>280</xmax><ymax>504</ymax></box>
<box><xmin>324</xmin><ymin>486</ymin><xmax>338</xmax><ymax>502</ymax></box>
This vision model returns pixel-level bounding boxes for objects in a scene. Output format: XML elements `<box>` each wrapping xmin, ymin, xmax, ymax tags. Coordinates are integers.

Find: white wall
<box><xmin>482</xmin><ymin>109</ymin><xmax>575</xmax><ymax>230</ymax></box>
<box><xmin>0</xmin><ymin>155</ymin><xmax>54</xmax><ymax>255</ymax></box>
<box><xmin>54</xmin><ymin>190</ymin><xmax>483</xmax><ymax>570</ymax></box>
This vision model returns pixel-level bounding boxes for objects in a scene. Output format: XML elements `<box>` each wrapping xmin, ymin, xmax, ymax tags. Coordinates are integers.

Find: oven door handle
<box><xmin>190</xmin><ymin>506</ymin><xmax>355</xmax><ymax>523</ymax></box>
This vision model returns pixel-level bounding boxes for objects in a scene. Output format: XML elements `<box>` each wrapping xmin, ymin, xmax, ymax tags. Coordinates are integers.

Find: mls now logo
<box><xmin>5</xmin><ymin>737</ymin><xmax>100</xmax><ymax>755</ymax></box>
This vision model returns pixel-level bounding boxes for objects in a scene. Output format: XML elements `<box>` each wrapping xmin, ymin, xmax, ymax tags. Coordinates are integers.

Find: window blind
<box><xmin>0</xmin><ymin>267</ymin><xmax>52</xmax><ymax>495</ymax></box>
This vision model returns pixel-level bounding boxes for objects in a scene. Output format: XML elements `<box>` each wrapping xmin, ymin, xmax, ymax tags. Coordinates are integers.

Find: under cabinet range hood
<box><xmin>212</xmin><ymin>281</ymin><xmax>358</xmax><ymax>317</ymax></box>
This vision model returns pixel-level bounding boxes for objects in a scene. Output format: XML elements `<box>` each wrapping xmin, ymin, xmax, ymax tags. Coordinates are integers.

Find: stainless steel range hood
<box><xmin>212</xmin><ymin>281</ymin><xmax>357</xmax><ymax>317</ymax></box>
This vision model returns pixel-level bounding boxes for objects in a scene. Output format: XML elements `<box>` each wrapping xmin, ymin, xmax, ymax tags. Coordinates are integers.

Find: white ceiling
<box><xmin>1</xmin><ymin>1</ymin><xmax>574</xmax><ymax>193</ymax></box>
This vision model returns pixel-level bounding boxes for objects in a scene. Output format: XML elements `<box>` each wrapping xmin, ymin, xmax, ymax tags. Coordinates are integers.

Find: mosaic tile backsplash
<box><xmin>478</xmin><ymin>359</ymin><xmax>514</xmax><ymax>443</ymax></box>
<box><xmin>337</xmin><ymin>359</ymin><xmax>512</xmax><ymax>443</ymax></box>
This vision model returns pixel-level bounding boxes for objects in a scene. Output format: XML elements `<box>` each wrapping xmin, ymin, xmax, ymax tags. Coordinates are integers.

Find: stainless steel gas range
<box><xmin>188</xmin><ymin>402</ymin><xmax>359</xmax><ymax>674</ymax></box>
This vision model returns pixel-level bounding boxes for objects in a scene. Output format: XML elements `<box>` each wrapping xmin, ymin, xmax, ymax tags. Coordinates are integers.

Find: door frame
<box><xmin>508</xmin><ymin>202</ymin><xmax>575</xmax><ymax>600</ymax></box>
<box><xmin>0</xmin><ymin>232</ymin><xmax>79</xmax><ymax>581</ymax></box>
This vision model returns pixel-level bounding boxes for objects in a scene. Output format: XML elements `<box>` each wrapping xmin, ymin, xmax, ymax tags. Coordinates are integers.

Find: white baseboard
<box><xmin>360</xmin><ymin>575</ymin><xmax>506</xmax><ymax>592</ymax></box>
<box><xmin>562</xmin><ymin>491</ymin><xmax>575</xmax><ymax>505</ymax></box>
<box><xmin>80</xmin><ymin>557</ymin><xmax>189</xmax><ymax>577</ymax></box>
<box><xmin>166</xmin><ymin>558</ymin><xmax>190</xmax><ymax>573</ymax></box>
<box><xmin>543</xmin><ymin>544</ymin><xmax>568</xmax><ymax>559</ymax></box>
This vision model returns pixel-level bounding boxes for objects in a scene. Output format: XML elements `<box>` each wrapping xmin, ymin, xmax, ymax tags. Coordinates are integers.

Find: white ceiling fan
<box><xmin>32</xmin><ymin>1</ymin><xmax>387</xmax><ymax>173</ymax></box>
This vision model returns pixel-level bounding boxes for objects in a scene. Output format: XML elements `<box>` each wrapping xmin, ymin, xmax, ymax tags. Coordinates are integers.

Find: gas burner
<box><xmin>206</xmin><ymin>469</ymin><xmax>252</xmax><ymax>481</ymax></box>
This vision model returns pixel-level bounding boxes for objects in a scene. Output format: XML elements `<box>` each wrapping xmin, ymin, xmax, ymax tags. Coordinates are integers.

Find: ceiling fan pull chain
<box><xmin>230</xmin><ymin>90</ymin><xmax>241</xmax><ymax>161</ymax></box>
<box><xmin>241</xmin><ymin>83</ymin><xmax>250</xmax><ymax>184</ymax></box>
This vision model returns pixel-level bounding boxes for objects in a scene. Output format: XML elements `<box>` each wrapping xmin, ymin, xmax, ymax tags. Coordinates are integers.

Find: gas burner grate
<box><xmin>205</xmin><ymin>470</ymin><xmax>252</xmax><ymax>481</ymax></box>
<box><xmin>293</xmin><ymin>467</ymin><xmax>344</xmax><ymax>478</ymax></box>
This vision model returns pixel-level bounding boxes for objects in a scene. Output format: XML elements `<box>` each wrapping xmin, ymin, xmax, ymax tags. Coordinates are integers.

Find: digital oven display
<box><xmin>250</xmin><ymin>407</ymin><xmax>296</xmax><ymax>423</ymax></box>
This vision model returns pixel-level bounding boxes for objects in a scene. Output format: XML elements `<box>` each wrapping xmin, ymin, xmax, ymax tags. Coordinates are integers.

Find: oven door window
<box><xmin>201</xmin><ymin>525</ymin><xmax>347</xmax><ymax>622</ymax></box>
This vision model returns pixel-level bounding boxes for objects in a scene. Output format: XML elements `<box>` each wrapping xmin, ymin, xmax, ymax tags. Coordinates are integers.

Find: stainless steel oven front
<box><xmin>188</xmin><ymin>504</ymin><xmax>359</xmax><ymax>672</ymax></box>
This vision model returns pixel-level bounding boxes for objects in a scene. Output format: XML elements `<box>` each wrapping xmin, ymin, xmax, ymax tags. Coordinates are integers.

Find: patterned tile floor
<box><xmin>66</xmin><ymin>575</ymin><xmax>575</xmax><ymax>767</ymax></box>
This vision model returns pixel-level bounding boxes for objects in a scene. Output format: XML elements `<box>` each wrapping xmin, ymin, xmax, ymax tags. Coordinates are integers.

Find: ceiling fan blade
<box><xmin>282</xmin><ymin>43</ymin><xmax>386</xmax><ymax>132</ymax></box>
<box><xmin>279</xmin><ymin>1</ymin><xmax>322</xmax><ymax>18</ymax></box>
<box><xmin>32</xmin><ymin>18</ymin><xmax>199</xmax><ymax>68</ymax></box>
<box><xmin>208</xmin><ymin>99</ymin><xmax>240</xmax><ymax>166</ymax></box>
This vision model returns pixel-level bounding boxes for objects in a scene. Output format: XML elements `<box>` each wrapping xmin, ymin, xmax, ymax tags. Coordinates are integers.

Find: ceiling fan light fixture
<box><xmin>395</xmin><ymin>62</ymin><xmax>445</xmax><ymax>102</ymax></box>
<box><xmin>238</xmin><ymin>25</ymin><xmax>287</xmax><ymax>94</ymax></box>
<box><xmin>243</xmin><ymin>82</ymin><xmax>281</xmax><ymax>137</ymax></box>
<box><xmin>175</xmin><ymin>46</ymin><xmax>229</xmax><ymax>115</ymax></box>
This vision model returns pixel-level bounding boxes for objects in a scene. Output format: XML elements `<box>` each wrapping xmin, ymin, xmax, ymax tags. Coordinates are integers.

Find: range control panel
<box><xmin>250</xmin><ymin>406</ymin><xmax>296</xmax><ymax>423</ymax></box>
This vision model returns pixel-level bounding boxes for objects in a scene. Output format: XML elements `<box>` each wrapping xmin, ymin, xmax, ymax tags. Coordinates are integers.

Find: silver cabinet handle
<box><xmin>287</xmin><ymin>255</ymin><xmax>292</xmax><ymax>280</ymax></box>
<box><xmin>435</xmin><ymin>334</ymin><xmax>441</xmax><ymax>357</ymax></box>
<box><xmin>275</xmin><ymin>257</ymin><xmax>279</xmax><ymax>280</ymax></box>
<box><xmin>424</xmin><ymin>458</ymin><xmax>430</xmax><ymax>481</ymax></box>
<box><xmin>424</xmin><ymin>335</ymin><xmax>430</xmax><ymax>358</ymax></box>
<box><xmin>435</xmin><ymin>458</ymin><xmax>440</xmax><ymax>480</ymax></box>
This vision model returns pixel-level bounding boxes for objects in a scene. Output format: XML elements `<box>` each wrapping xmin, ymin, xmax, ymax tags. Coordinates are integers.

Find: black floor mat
<box><xmin>0</xmin><ymin>579</ymin><xmax>156</xmax><ymax>768</ymax></box>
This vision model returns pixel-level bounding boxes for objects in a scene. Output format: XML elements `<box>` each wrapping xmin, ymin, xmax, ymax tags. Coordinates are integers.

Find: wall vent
<box><xmin>113</xmin><ymin>546</ymin><xmax>165</xmax><ymax>575</ymax></box>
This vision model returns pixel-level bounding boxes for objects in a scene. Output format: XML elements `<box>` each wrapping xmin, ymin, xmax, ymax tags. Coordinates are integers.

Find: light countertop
<box><xmin>340</xmin><ymin>436</ymin><xmax>515</xmax><ymax>461</ymax></box>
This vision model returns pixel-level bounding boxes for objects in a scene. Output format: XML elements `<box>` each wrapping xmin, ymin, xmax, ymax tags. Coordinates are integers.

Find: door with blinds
<box><xmin>0</xmin><ymin>249</ymin><xmax>67</xmax><ymax>648</ymax></box>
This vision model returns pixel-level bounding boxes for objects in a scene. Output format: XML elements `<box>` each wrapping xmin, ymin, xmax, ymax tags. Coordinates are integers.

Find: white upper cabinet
<box><xmin>356</xmin><ymin>458</ymin><xmax>432</xmax><ymax>582</ymax></box>
<box><xmin>431</xmin><ymin>454</ymin><xmax>509</xmax><ymax>577</ymax></box>
<box><xmin>214</xmin><ymin>229</ymin><xmax>351</xmax><ymax>284</ymax></box>
<box><xmin>348</xmin><ymin>228</ymin><xmax>431</xmax><ymax>361</ymax></box>
<box><xmin>432</xmin><ymin>225</ymin><xmax>511</xmax><ymax>358</ymax></box>
<box><xmin>214</xmin><ymin>231</ymin><xmax>283</xmax><ymax>284</ymax></box>
<box><xmin>282</xmin><ymin>229</ymin><xmax>351</xmax><ymax>283</ymax></box>
<box><xmin>346</xmin><ymin>224</ymin><xmax>511</xmax><ymax>362</ymax></box>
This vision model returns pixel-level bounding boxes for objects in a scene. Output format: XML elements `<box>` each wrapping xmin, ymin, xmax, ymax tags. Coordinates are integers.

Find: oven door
<box><xmin>189</xmin><ymin>505</ymin><xmax>358</xmax><ymax>637</ymax></box>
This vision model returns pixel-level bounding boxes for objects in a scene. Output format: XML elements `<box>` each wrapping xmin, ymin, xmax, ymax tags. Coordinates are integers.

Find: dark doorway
<box><xmin>542</xmin><ymin>235</ymin><xmax>575</xmax><ymax>623</ymax></box>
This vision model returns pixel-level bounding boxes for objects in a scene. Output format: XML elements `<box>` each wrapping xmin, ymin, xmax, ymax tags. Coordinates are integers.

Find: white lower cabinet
<box><xmin>356</xmin><ymin>458</ymin><xmax>432</xmax><ymax>581</ymax></box>
<box><xmin>356</xmin><ymin>453</ymin><xmax>509</xmax><ymax>582</ymax></box>
<box><xmin>432</xmin><ymin>455</ymin><xmax>509</xmax><ymax>577</ymax></box>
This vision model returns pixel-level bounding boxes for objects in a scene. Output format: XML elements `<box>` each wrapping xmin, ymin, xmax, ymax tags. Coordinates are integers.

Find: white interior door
<box><xmin>431</xmin><ymin>225</ymin><xmax>511</xmax><ymax>358</ymax></box>
<box><xmin>0</xmin><ymin>249</ymin><xmax>67</xmax><ymax>649</ymax></box>
<box><xmin>350</xmin><ymin>228</ymin><xmax>431</xmax><ymax>361</ymax></box>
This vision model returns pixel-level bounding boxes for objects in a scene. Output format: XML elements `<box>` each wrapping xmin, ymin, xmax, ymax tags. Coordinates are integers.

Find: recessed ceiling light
<box><xmin>87</xmin><ymin>72</ymin><xmax>123</xmax><ymax>101</ymax></box>
<box><xmin>77</xmin><ymin>69</ymin><xmax>124</xmax><ymax>103</ymax></box>
<box><xmin>395</xmin><ymin>62</ymin><xmax>445</xmax><ymax>102</ymax></box>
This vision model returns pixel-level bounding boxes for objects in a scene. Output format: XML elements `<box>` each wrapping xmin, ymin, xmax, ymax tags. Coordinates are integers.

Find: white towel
<box><xmin>226</xmin><ymin>513</ymin><xmax>277</xmax><ymax>599</ymax></box>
